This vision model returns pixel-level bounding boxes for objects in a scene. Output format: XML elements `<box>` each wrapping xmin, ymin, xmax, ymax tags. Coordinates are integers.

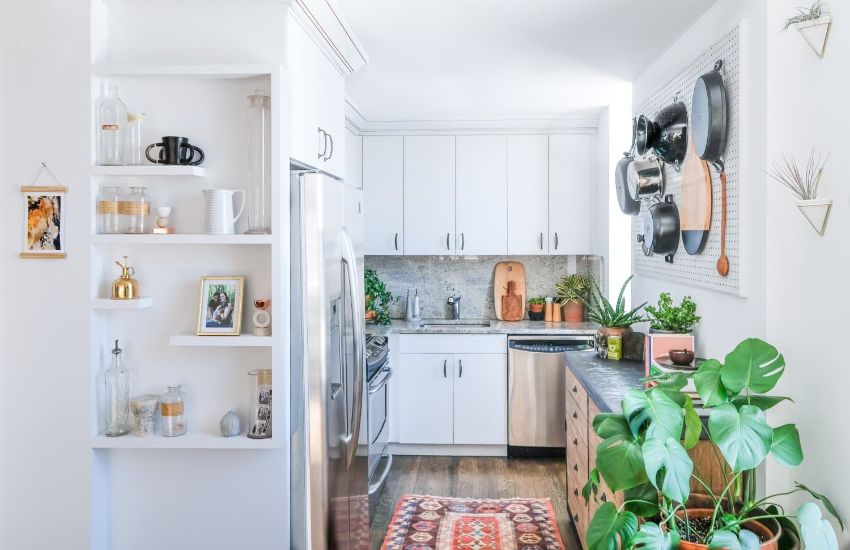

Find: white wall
<box><xmin>0</xmin><ymin>1</ymin><xmax>92</xmax><ymax>548</ymax></box>
<box><xmin>630</xmin><ymin>0</ymin><xmax>769</xmax><ymax>359</ymax></box>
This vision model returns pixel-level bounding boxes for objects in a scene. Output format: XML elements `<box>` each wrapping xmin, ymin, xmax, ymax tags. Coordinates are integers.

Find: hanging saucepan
<box><xmin>627</xmin><ymin>158</ymin><xmax>665</xmax><ymax>200</ymax></box>
<box><xmin>636</xmin><ymin>195</ymin><xmax>680</xmax><ymax>263</ymax></box>
<box><xmin>616</xmin><ymin>153</ymin><xmax>640</xmax><ymax>215</ymax></box>
<box><xmin>692</xmin><ymin>60</ymin><xmax>728</xmax><ymax>166</ymax></box>
<box><xmin>635</xmin><ymin>101</ymin><xmax>688</xmax><ymax>167</ymax></box>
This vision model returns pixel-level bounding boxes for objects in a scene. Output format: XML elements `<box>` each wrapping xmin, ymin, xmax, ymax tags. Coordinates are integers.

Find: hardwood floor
<box><xmin>369</xmin><ymin>455</ymin><xmax>581</xmax><ymax>549</ymax></box>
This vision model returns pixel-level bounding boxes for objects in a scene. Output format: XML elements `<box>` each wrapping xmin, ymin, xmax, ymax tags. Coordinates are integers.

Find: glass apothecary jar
<box><xmin>97</xmin><ymin>186</ymin><xmax>121</xmax><ymax>234</ymax></box>
<box><xmin>160</xmin><ymin>384</ymin><xmax>187</xmax><ymax>437</ymax></box>
<box><xmin>120</xmin><ymin>186</ymin><xmax>151</xmax><ymax>234</ymax></box>
<box><xmin>247</xmin><ymin>369</ymin><xmax>272</xmax><ymax>439</ymax></box>
<box><xmin>125</xmin><ymin>112</ymin><xmax>145</xmax><ymax>165</ymax></box>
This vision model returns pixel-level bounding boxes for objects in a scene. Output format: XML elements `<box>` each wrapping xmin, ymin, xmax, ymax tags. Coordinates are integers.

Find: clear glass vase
<box><xmin>245</xmin><ymin>90</ymin><xmax>271</xmax><ymax>234</ymax></box>
<box><xmin>97</xmin><ymin>82</ymin><xmax>127</xmax><ymax>166</ymax></box>
<box><xmin>160</xmin><ymin>385</ymin><xmax>187</xmax><ymax>437</ymax></box>
<box><xmin>247</xmin><ymin>369</ymin><xmax>272</xmax><ymax>439</ymax></box>
<box><xmin>104</xmin><ymin>340</ymin><xmax>130</xmax><ymax>437</ymax></box>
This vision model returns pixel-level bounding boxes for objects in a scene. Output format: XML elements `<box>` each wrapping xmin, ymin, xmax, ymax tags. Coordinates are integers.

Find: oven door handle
<box><xmin>368</xmin><ymin>366</ymin><xmax>392</xmax><ymax>395</ymax></box>
<box><xmin>368</xmin><ymin>454</ymin><xmax>393</xmax><ymax>496</ymax></box>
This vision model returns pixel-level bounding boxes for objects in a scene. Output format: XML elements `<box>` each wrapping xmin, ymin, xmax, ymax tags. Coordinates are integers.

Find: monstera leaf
<box><xmin>798</xmin><ymin>502</ymin><xmax>840</xmax><ymax>550</ymax></box>
<box><xmin>596</xmin><ymin>435</ymin><xmax>648</xmax><ymax>492</ymax></box>
<box><xmin>709</xmin><ymin>403</ymin><xmax>774</xmax><ymax>472</ymax></box>
<box><xmin>694</xmin><ymin>359</ymin><xmax>729</xmax><ymax>407</ymax></box>
<box><xmin>642</xmin><ymin>436</ymin><xmax>693</xmax><ymax>503</ymax></box>
<box><xmin>622</xmin><ymin>388</ymin><xmax>684</xmax><ymax>441</ymax></box>
<box><xmin>623</xmin><ymin>482</ymin><xmax>660</xmax><ymax>518</ymax></box>
<box><xmin>709</xmin><ymin>529</ymin><xmax>761</xmax><ymax>550</ymax></box>
<box><xmin>630</xmin><ymin>522</ymin><xmax>679</xmax><ymax>550</ymax></box>
<box><xmin>731</xmin><ymin>395</ymin><xmax>793</xmax><ymax>410</ymax></box>
<box><xmin>795</xmin><ymin>483</ymin><xmax>845</xmax><ymax>530</ymax></box>
<box><xmin>683</xmin><ymin>396</ymin><xmax>702</xmax><ymax>450</ymax></box>
<box><xmin>586</xmin><ymin>502</ymin><xmax>639</xmax><ymax>550</ymax></box>
<box><xmin>771</xmin><ymin>424</ymin><xmax>803</xmax><ymax>467</ymax></box>
<box><xmin>593</xmin><ymin>413</ymin><xmax>633</xmax><ymax>440</ymax></box>
<box><xmin>721</xmin><ymin>338</ymin><xmax>785</xmax><ymax>394</ymax></box>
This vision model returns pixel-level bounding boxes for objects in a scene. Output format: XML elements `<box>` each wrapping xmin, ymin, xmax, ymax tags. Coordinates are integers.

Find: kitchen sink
<box><xmin>419</xmin><ymin>321</ymin><xmax>492</xmax><ymax>328</ymax></box>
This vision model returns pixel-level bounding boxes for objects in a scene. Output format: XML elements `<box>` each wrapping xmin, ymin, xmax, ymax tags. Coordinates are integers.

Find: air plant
<box><xmin>782</xmin><ymin>1</ymin><xmax>830</xmax><ymax>31</ymax></box>
<box><xmin>767</xmin><ymin>150</ymin><xmax>829</xmax><ymax>201</ymax></box>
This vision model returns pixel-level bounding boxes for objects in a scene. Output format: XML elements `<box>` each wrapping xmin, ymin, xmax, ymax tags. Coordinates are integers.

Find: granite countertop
<box><xmin>367</xmin><ymin>319</ymin><xmax>599</xmax><ymax>337</ymax></box>
<box><xmin>564</xmin><ymin>349</ymin><xmax>645</xmax><ymax>413</ymax></box>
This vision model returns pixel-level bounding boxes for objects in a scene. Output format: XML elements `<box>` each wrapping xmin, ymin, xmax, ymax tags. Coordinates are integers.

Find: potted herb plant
<box><xmin>584</xmin><ymin>337</ymin><xmax>843</xmax><ymax>550</ymax></box>
<box><xmin>645</xmin><ymin>292</ymin><xmax>701</xmax><ymax>334</ymax></box>
<box><xmin>585</xmin><ymin>275</ymin><xmax>646</xmax><ymax>341</ymax></box>
<box><xmin>364</xmin><ymin>267</ymin><xmax>393</xmax><ymax>326</ymax></box>
<box><xmin>528</xmin><ymin>296</ymin><xmax>546</xmax><ymax>321</ymax></box>
<box><xmin>556</xmin><ymin>274</ymin><xmax>592</xmax><ymax>323</ymax></box>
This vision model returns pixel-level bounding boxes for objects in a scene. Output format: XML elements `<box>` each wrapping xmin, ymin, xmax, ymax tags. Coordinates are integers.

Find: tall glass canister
<box><xmin>247</xmin><ymin>369</ymin><xmax>272</xmax><ymax>439</ymax></box>
<box><xmin>104</xmin><ymin>340</ymin><xmax>130</xmax><ymax>437</ymax></box>
<box><xmin>245</xmin><ymin>90</ymin><xmax>271</xmax><ymax>234</ymax></box>
<box><xmin>125</xmin><ymin>112</ymin><xmax>145</xmax><ymax>165</ymax></box>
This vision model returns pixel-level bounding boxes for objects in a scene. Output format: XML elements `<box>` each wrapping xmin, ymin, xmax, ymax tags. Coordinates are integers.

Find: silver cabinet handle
<box><xmin>460</xmin><ymin>233</ymin><xmax>465</xmax><ymax>250</ymax></box>
<box><xmin>554</xmin><ymin>232</ymin><xmax>560</xmax><ymax>250</ymax></box>
<box><xmin>443</xmin><ymin>359</ymin><xmax>447</xmax><ymax>378</ymax></box>
<box><xmin>539</xmin><ymin>232</ymin><xmax>544</xmax><ymax>250</ymax></box>
<box><xmin>367</xmin><ymin>454</ymin><xmax>393</xmax><ymax>495</ymax></box>
<box><xmin>326</xmin><ymin>131</ymin><xmax>334</xmax><ymax>160</ymax></box>
<box><xmin>317</xmin><ymin>127</ymin><xmax>327</xmax><ymax>160</ymax></box>
<box><xmin>394</xmin><ymin>233</ymin><xmax>399</xmax><ymax>251</ymax></box>
<box><xmin>446</xmin><ymin>233</ymin><xmax>450</xmax><ymax>250</ymax></box>
<box><xmin>459</xmin><ymin>359</ymin><xmax>463</xmax><ymax>378</ymax></box>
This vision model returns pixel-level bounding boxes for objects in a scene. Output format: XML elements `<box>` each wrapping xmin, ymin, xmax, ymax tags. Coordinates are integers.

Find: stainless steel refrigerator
<box><xmin>290</xmin><ymin>170</ymin><xmax>369</xmax><ymax>550</ymax></box>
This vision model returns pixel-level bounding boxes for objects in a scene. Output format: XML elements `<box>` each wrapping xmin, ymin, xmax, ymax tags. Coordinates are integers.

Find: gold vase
<box><xmin>112</xmin><ymin>256</ymin><xmax>140</xmax><ymax>300</ymax></box>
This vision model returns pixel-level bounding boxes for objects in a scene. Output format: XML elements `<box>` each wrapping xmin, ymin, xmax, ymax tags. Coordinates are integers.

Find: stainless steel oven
<box><xmin>365</xmin><ymin>335</ymin><xmax>392</xmax><ymax>515</ymax></box>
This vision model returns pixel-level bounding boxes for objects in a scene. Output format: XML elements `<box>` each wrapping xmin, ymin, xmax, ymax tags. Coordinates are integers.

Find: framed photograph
<box><xmin>21</xmin><ymin>186</ymin><xmax>66</xmax><ymax>259</ymax></box>
<box><xmin>197</xmin><ymin>276</ymin><xmax>244</xmax><ymax>335</ymax></box>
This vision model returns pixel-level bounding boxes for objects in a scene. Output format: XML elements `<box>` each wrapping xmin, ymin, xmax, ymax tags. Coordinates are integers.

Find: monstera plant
<box><xmin>584</xmin><ymin>338</ymin><xmax>842</xmax><ymax>550</ymax></box>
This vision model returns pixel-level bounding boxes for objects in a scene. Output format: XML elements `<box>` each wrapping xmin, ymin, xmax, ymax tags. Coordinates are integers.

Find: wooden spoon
<box><xmin>716</xmin><ymin>170</ymin><xmax>730</xmax><ymax>277</ymax></box>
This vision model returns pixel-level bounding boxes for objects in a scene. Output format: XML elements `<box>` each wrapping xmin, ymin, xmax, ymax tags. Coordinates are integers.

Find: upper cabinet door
<box><xmin>549</xmin><ymin>134</ymin><xmax>592</xmax><ymax>254</ymax></box>
<box><xmin>363</xmin><ymin>136</ymin><xmax>404</xmax><ymax>255</ymax></box>
<box><xmin>345</xmin><ymin>128</ymin><xmax>363</xmax><ymax>190</ymax></box>
<box><xmin>456</xmin><ymin>136</ymin><xmax>507</xmax><ymax>255</ymax></box>
<box><xmin>507</xmin><ymin>135</ymin><xmax>549</xmax><ymax>255</ymax></box>
<box><xmin>404</xmin><ymin>136</ymin><xmax>456</xmax><ymax>255</ymax></box>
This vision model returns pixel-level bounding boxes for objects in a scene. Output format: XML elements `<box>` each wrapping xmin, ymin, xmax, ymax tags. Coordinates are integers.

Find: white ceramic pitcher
<box><xmin>202</xmin><ymin>189</ymin><xmax>246</xmax><ymax>235</ymax></box>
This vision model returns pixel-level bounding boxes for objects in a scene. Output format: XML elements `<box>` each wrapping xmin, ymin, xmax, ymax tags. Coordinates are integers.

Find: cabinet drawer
<box><xmin>566</xmin><ymin>392</ymin><xmax>588</xmax><ymax>446</ymax></box>
<box><xmin>398</xmin><ymin>334</ymin><xmax>507</xmax><ymax>354</ymax></box>
<box><xmin>567</xmin><ymin>467</ymin><xmax>589</xmax><ymax>546</ymax></box>
<box><xmin>567</xmin><ymin>438</ymin><xmax>589</xmax><ymax>483</ymax></box>
<box><xmin>565</xmin><ymin>367</ymin><xmax>589</xmax><ymax>418</ymax></box>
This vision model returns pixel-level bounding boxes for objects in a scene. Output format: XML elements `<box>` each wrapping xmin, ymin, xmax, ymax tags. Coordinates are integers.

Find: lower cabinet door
<box><xmin>398</xmin><ymin>353</ymin><xmax>454</xmax><ymax>444</ymax></box>
<box><xmin>452</xmin><ymin>354</ymin><xmax>507</xmax><ymax>445</ymax></box>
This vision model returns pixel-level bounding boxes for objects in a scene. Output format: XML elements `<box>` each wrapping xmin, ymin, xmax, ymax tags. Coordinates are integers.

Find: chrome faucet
<box><xmin>447</xmin><ymin>296</ymin><xmax>461</xmax><ymax>320</ymax></box>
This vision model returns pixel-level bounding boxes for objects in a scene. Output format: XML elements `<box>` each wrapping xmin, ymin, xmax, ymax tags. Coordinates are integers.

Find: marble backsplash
<box><xmin>365</xmin><ymin>255</ymin><xmax>604</xmax><ymax>320</ymax></box>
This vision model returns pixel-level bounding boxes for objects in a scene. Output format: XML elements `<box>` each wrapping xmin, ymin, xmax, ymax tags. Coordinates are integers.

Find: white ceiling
<box><xmin>338</xmin><ymin>0</ymin><xmax>717</xmax><ymax>122</ymax></box>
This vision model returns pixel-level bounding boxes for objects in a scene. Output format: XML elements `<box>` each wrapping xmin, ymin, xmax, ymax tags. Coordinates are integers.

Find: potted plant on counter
<box><xmin>585</xmin><ymin>275</ymin><xmax>646</xmax><ymax>341</ymax></box>
<box><xmin>584</xmin><ymin>337</ymin><xmax>843</xmax><ymax>550</ymax></box>
<box><xmin>528</xmin><ymin>296</ymin><xmax>546</xmax><ymax>321</ymax></box>
<box><xmin>645</xmin><ymin>292</ymin><xmax>701</xmax><ymax>334</ymax></box>
<box><xmin>364</xmin><ymin>267</ymin><xmax>394</xmax><ymax>326</ymax></box>
<box><xmin>556</xmin><ymin>274</ymin><xmax>592</xmax><ymax>323</ymax></box>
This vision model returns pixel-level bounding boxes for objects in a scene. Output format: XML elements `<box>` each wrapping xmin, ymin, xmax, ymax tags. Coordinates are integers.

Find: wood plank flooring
<box><xmin>370</xmin><ymin>455</ymin><xmax>581</xmax><ymax>549</ymax></box>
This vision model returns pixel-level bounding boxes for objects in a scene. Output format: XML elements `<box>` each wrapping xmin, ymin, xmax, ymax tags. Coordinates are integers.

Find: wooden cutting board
<box><xmin>494</xmin><ymin>261</ymin><xmax>526</xmax><ymax>321</ymax></box>
<box><xmin>680</xmin><ymin>134</ymin><xmax>713</xmax><ymax>255</ymax></box>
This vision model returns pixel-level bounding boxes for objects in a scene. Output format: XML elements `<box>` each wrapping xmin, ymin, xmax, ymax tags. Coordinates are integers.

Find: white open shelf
<box><xmin>91</xmin><ymin>432</ymin><xmax>283</xmax><ymax>450</ymax></box>
<box><xmin>92</xmin><ymin>234</ymin><xmax>272</xmax><ymax>245</ymax></box>
<box><xmin>92</xmin><ymin>165</ymin><xmax>206</xmax><ymax>177</ymax></box>
<box><xmin>92</xmin><ymin>297</ymin><xmax>153</xmax><ymax>310</ymax></box>
<box><xmin>91</xmin><ymin>64</ymin><xmax>277</xmax><ymax>79</ymax></box>
<box><xmin>169</xmin><ymin>334</ymin><xmax>273</xmax><ymax>347</ymax></box>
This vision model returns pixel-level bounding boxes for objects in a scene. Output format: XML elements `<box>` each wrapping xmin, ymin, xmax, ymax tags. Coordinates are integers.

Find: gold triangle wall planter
<box><xmin>796</xmin><ymin>16</ymin><xmax>832</xmax><ymax>58</ymax></box>
<box><xmin>797</xmin><ymin>199</ymin><xmax>832</xmax><ymax>236</ymax></box>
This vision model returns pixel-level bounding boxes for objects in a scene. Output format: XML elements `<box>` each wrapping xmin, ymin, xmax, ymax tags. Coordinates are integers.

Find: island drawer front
<box><xmin>567</xmin><ymin>438</ymin><xmax>589</xmax><ymax>483</ymax></box>
<box><xmin>566</xmin><ymin>409</ymin><xmax>588</xmax><ymax>452</ymax></box>
<box><xmin>565</xmin><ymin>367</ymin><xmax>589</xmax><ymax>417</ymax></box>
<box><xmin>398</xmin><ymin>334</ymin><xmax>507</xmax><ymax>354</ymax></box>
<box><xmin>565</xmin><ymin>390</ymin><xmax>588</xmax><ymax>446</ymax></box>
<box><xmin>567</xmin><ymin>467</ymin><xmax>589</xmax><ymax>546</ymax></box>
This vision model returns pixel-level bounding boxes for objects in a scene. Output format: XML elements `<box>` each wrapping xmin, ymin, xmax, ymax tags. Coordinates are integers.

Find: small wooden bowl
<box><xmin>668</xmin><ymin>349</ymin><xmax>695</xmax><ymax>366</ymax></box>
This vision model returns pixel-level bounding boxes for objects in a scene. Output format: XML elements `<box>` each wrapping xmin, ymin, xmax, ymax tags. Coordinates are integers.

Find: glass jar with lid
<box><xmin>119</xmin><ymin>186</ymin><xmax>151</xmax><ymax>234</ymax></box>
<box><xmin>97</xmin><ymin>186</ymin><xmax>121</xmax><ymax>234</ymax></box>
<box><xmin>125</xmin><ymin>112</ymin><xmax>145</xmax><ymax>166</ymax></box>
<box><xmin>160</xmin><ymin>384</ymin><xmax>187</xmax><ymax>437</ymax></box>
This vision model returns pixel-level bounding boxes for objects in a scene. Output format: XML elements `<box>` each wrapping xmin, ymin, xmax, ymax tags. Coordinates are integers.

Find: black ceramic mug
<box><xmin>145</xmin><ymin>136</ymin><xmax>205</xmax><ymax>166</ymax></box>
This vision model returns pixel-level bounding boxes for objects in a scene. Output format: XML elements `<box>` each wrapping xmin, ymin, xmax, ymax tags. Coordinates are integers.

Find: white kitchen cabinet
<box><xmin>507</xmin><ymin>135</ymin><xmax>550</xmax><ymax>255</ymax></box>
<box><xmin>363</xmin><ymin>136</ymin><xmax>404</xmax><ymax>255</ymax></box>
<box><xmin>397</xmin><ymin>353</ymin><xmax>454</xmax><ymax>444</ymax></box>
<box><xmin>403</xmin><ymin>136</ymin><xmax>456</xmax><ymax>255</ymax></box>
<box><xmin>453</xmin><ymin>354</ymin><xmax>507</xmax><ymax>445</ymax></box>
<box><xmin>345</xmin><ymin>128</ymin><xmax>362</xmax><ymax>189</ymax></box>
<box><xmin>549</xmin><ymin>134</ymin><xmax>592</xmax><ymax>254</ymax></box>
<box><xmin>456</xmin><ymin>136</ymin><xmax>507</xmax><ymax>255</ymax></box>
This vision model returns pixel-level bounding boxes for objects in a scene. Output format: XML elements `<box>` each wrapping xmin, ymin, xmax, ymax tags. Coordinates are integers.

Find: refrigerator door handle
<box><xmin>340</xmin><ymin>226</ymin><xmax>365</xmax><ymax>470</ymax></box>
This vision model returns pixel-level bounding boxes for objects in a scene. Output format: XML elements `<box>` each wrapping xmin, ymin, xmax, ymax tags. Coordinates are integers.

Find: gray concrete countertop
<box><xmin>366</xmin><ymin>319</ymin><xmax>600</xmax><ymax>337</ymax></box>
<box><xmin>564</xmin><ymin>349</ymin><xmax>645</xmax><ymax>413</ymax></box>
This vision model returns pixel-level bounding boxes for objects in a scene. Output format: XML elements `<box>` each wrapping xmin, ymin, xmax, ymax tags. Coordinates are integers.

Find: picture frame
<box><xmin>21</xmin><ymin>186</ymin><xmax>67</xmax><ymax>259</ymax></box>
<box><xmin>196</xmin><ymin>276</ymin><xmax>244</xmax><ymax>336</ymax></box>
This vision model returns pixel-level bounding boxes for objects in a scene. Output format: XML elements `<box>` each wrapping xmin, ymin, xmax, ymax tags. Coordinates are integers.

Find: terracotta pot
<box><xmin>597</xmin><ymin>326</ymin><xmax>633</xmax><ymax>340</ymax></box>
<box><xmin>562</xmin><ymin>301</ymin><xmax>585</xmax><ymax>323</ymax></box>
<box><xmin>674</xmin><ymin>509</ymin><xmax>780</xmax><ymax>550</ymax></box>
<box><xmin>530</xmin><ymin>304</ymin><xmax>545</xmax><ymax>313</ymax></box>
<box><xmin>365</xmin><ymin>310</ymin><xmax>376</xmax><ymax>321</ymax></box>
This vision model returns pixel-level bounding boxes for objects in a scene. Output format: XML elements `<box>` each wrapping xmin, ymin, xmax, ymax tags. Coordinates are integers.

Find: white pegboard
<box><xmin>632</xmin><ymin>23</ymin><xmax>746</xmax><ymax>297</ymax></box>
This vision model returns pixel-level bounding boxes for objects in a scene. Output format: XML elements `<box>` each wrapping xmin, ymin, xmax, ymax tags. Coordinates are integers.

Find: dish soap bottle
<box><xmin>111</xmin><ymin>256</ymin><xmax>140</xmax><ymax>300</ymax></box>
<box><xmin>104</xmin><ymin>339</ymin><xmax>130</xmax><ymax>437</ymax></box>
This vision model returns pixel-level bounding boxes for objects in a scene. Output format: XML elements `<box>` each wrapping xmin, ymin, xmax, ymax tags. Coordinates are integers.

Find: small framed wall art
<box><xmin>196</xmin><ymin>276</ymin><xmax>244</xmax><ymax>336</ymax></box>
<box><xmin>21</xmin><ymin>185</ymin><xmax>67</xmax><ymax>259</ymax></box>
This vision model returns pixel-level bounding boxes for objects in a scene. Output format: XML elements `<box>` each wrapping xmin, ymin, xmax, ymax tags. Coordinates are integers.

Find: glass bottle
<box><xmin>97</xmin><ymin>82</ymin><xmax>127</xmax><ymax>166</ymax></box>
<box><xmin>125</xmin><ymin>112</ymin><xmax>144</xmax><ymax>165</ymax></box>
<box><xmin>97</xmin><ymin>186</ymin><xmax>121</xmax><ymax>234</ymax></box>
<box><xmin>245</xmin><ymin>90</ymin><xmax>271</xmax><ymax>234</ymax></box>
<box><xmin>247</xmin><ymin>369</ymin><xmax>272</xmax><ymax>439</ymax></box>
<box><xmin>104</xmin><ymin>339</ymin><xmax>130</xmax><ymax>437</ymax></box>
<box><xmin>119</xmin><ymin>186</ymin><xmax>151</xmax><ymax>233</ymax></box>
<box><xmin>160</xmin><ymin>385</ymin><xmax>187</xmax><ymax>437</ymax></box>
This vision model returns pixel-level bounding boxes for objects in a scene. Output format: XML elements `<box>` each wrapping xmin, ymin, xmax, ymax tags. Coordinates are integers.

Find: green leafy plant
<box><xmin>584</xmin><ymin>338</ymin><xmax>843</xmax><ymax>550</ymax></box>
<box><xmin>645</xmin><ymin>293</ymin><xmax>701</xmax><ymax>334</ymax></box>
<box><xmin>584</xmin><ymin>275</ymin><xmax>646</xmax><ymax>328</ymax></box>
<box><xmin>782</xmin><ymin>1</ymin><xmax>828</xmax><ymax>31</ymax></box>
<box><xmin>556</xmin><ymin>274</ymin><xmax>592</xmax><ymax>306</ymax></box>
<box><xmin>364</xmin><ymin>267</ymin><xmax>394</xmax><ymax>326</ymax></box>
<box><xmin>529</xmin><ymin>296</ymin><xmax>547</xmax><ymax>306</ymax></box>
<box><xmin>767</xmin><ymin>150</ymin><xmax>829</xmax><ymax>201</ymax></box>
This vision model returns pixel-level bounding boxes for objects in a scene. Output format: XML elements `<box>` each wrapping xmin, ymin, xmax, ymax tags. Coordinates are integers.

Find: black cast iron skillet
<box><xmin>692</xmin><ymin>60</ymin><xmax>728</xmax><ymax>166</ymax></box>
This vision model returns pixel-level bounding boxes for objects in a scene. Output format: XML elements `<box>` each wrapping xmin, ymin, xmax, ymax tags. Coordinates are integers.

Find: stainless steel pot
<box><xmin>616</xmin><ymin>153</ymin><xmax>640</xmax><ymax>215</ymax></box>
<box><xmin>627</xmin><ymin>158</ymin><xmax>665</xmax><ymax>199</ymax></box>
<box><xmin>636</xmin><ymin>195</ymin><xmax>680</xmax><ymax>263</ymax></box>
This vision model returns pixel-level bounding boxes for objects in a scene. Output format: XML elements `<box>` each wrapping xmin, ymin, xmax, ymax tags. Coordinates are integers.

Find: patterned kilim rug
<box><xmin>380</xmin><ymin>494</ymin><xmax>566</xmax><ymax>550</ymax></box>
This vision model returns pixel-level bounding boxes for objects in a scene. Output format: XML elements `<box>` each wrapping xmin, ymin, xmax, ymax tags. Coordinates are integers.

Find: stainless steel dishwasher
<box><xmin>507</xmin><ymin>336</ymin><xmax>595</xmax><ymax>457</ymax></box>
